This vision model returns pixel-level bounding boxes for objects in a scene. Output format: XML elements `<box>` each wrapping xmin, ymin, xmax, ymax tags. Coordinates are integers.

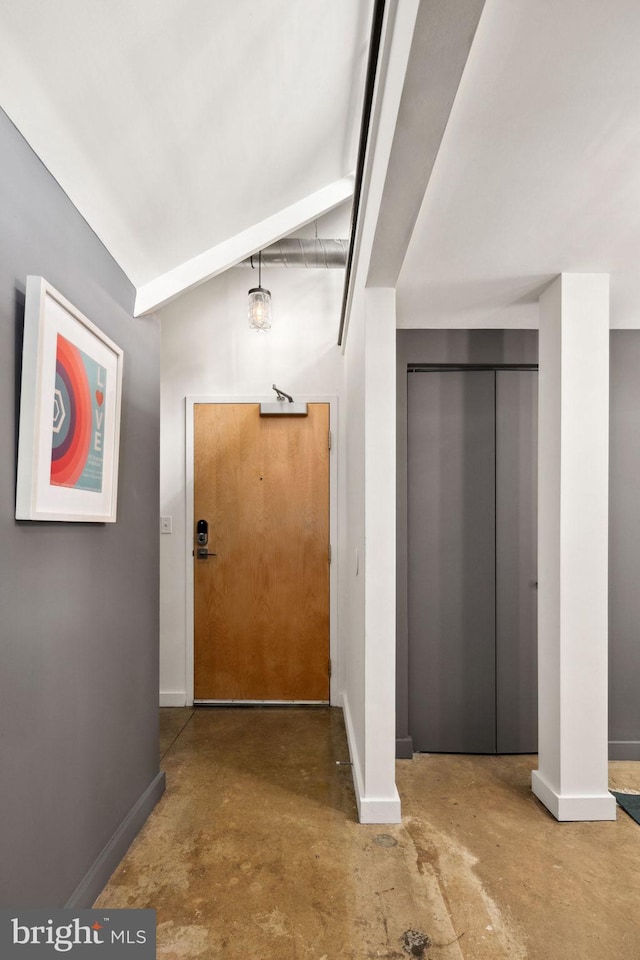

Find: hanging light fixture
<box><xmin>248</xmin><ymin>250</ymin><xmax>272</xmax><ymax>332</ymax></box>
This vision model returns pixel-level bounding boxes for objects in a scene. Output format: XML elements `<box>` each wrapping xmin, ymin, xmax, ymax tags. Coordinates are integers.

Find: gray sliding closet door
<box><xmin>407</xmin><ymin>371</ymin><xmax>497</xmax><ymax>753</ymax></box>
<box><xmin>407</xmin><ymin>368</ymin><xmax>538</xmax><ymax>755</ymax></box>
<box><xmin>495</xmin><ymin>371</ymin><xmax>538</xmax><ymax>753</ymax></box>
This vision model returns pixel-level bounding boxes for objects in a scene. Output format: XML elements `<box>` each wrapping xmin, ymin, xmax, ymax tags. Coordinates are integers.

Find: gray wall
<box><xmin>0</xmin><ymin>110</ymin><xmax>163</xmax><ymax>907</ymax></box>
<box><xmin>610</xmin><ymin>332</ymin><xmax>640</xmax><ymax>759</ymax></box>
<box><xmin>397</xmin><ymin>328</ymin><xmax>640</xmax><ymax>760</ymax></box>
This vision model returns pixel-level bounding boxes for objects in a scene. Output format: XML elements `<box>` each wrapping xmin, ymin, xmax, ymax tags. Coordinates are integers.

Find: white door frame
<box><xmin>185</xmin><ymin>394</ymin><xmax>339</xmax><ymax>707</ymax></box>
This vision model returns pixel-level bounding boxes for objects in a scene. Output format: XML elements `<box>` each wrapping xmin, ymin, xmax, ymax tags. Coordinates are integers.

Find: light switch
<box><xmin>160</xmin><ymin>516</ymin><xmax>173</xmax><ymax>534</ymax></box>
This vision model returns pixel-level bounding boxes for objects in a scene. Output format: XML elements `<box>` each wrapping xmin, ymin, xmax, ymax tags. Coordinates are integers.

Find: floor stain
<box><xmin>375</xmin><ymin>834</ymin><xmax>399</xmax><ymax>848</ymax></box>
<box><xmin>156</xmin><ymin>921</ymin><xmax>209</xmax><ymax>959</ymax></box>
<box><xmin>254</xmin><ymin>908</ymin><xmax>290</xmax><ymax>939</ymax></box>
<box><xmin>403</xmin><ymin>815</ymin><xmax>526</xmax><ymax>959</ymax></box>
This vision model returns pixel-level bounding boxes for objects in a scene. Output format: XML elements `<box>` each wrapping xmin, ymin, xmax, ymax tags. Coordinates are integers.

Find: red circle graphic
<box><xmin>50</xmin><ymin>335</ymin><xmax>92</xmax><ymax>487</ymax></box>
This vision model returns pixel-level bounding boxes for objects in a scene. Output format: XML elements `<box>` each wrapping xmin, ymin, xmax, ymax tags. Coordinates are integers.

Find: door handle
<box><xmin>196</xmin><ymin>548</ymin><xmax>217</xmax><ymax>560</ymax></box>
<box><xmin>195</xmin><ymin>519</ymin><xmax>216</xmax><ymax>558</ymax></box>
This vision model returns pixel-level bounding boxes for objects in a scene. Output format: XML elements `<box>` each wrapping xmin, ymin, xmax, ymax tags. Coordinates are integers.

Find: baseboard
<box><xmin>531</xmin><ymin>769</ymin><xmax>616</xmax><ymax>822</ymax></box>
<box><xmin>341</xmin><ymin>692</ymin><xmax>366</xmax><ymax>819</ymax></box>
<box><xmin>66</xmin><ymin>771</ymin><xmax>166</xmax><ymax>908</ymax></box>
<box><xmin>609</xmin><ymin>740</ymin><xmax>640</xmax><ymax>761</ymax></box>
<box><xmin>160</xmin><ymin>691</ymin><xmax>187</xmax><ymax>707</ymax></box>
<box><xmin>396</xmin><ymin>736</ymin><xmax>414</xmax><ymax>759</ymax></box>
<box><xmin>341</xmin><ymin>693</ymin><xmax>402</xmax><ymax>824</ymax></box>
<box><xmin>358</xmin><ymin>790</ymin><xmax>402</xmax><ymax>824</ymax></box>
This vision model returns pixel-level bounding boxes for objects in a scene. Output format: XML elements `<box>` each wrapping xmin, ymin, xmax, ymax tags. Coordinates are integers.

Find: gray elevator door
<box><xmin>407</xmin><ymin>369</ymin><xmax>537</xmax><ymax>754</ymax></box>
<box><xmin>495</xmin><ymin>371</ymin><xmax>538</xmax><ymax>752</ymax></box>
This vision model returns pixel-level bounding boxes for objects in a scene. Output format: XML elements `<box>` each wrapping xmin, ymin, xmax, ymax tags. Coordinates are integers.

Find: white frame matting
<box><xmin>185</xmin><ymin>395</ymin><xmax>339</xmax><ymax>706</ymax></box>
<box><xmin>16</xmin><ymin>276</ymin><xmax>123</xmax><ymax>522</ymax></box>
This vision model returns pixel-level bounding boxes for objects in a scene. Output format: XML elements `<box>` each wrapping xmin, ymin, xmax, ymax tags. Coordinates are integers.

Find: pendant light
<box><xmin>248</xmin><ymin>250</ymin><xmax>272</xmax><ymax>331</ymax></box>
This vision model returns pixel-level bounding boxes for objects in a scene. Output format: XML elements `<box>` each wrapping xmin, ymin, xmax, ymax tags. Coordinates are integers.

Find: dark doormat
<box><xmin>611</xmin><ymin>791</ymin><xmax>640</xmax><ymax>825</ymax></box>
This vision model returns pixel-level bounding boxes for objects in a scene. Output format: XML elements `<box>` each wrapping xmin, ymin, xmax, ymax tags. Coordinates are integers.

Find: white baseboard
<box><xmin>532</xmin><ymin>769</ymin><xmax>617</xmax><ymax>821</ymax></box>
<box><xmin>159</xmin><ymin>691</ymin><xmax>187</xmax><ymax>707</ymax></box>
<box><xmin>341</xmin><ymin>692</ymin><xmax>402</xmax><ymax>824</ymax></box>
<box><xmin>341</xmin><ymin>692</ymin><xmax>366</xmax><ymax>815</ymax></box>
<box><xmin>358</xmin><ymin>791</ymin><xmax>402</xmax><ymax>824</ymax></box>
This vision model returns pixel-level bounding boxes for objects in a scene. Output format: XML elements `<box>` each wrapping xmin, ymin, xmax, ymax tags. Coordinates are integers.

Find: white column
<box><xmin>362</xmin><ymin>286</ymin><xmax>401</xmax><ymax>823</ymax></box>
<box><xmin>532</xmin><ymin>274</ymin><xmax>616</xmax><ymax>821</ymax></box>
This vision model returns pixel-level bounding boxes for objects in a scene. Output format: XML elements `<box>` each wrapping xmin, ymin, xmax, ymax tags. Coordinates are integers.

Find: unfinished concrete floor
<box><xmin>96</xmin><ymin>707</ymin><xmax>640</xmax><ymax>959</ymax></box>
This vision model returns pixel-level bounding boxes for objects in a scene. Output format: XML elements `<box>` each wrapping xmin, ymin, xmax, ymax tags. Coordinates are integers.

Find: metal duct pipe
<box><xmin>239</xmin><ymin>239</ymin><xmax>348</xmax><ymax>269</ymax></box>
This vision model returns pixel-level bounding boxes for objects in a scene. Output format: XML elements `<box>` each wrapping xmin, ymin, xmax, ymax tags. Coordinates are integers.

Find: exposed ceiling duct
<box><xmin>239</xmin><ymin>238</ymin><xmax>348</xmax><ymax>269</ymax></box>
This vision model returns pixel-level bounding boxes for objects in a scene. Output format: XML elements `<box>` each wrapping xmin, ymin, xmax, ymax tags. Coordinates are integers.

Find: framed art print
<box><xmin>15</xmin><ymin>276</ymin><xmax>124</xmax><ymax>522</ymax></box>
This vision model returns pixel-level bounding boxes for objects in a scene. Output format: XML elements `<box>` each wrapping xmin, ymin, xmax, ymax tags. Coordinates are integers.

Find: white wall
<box><xmin>159</xmin><ymin>266</ymin><xmax>347</xmax><ymax>704</ymax></box>
<box><xmin>342</xmin><ymin>285</ymin><xmax>366</xmax><ymax>797</ymax></box>
<box><xmin>336</xmin><ymin>0</ymin><xmax>421</xmax><ymax>825</ymax></box>
<box><xmin>363</xmin><ymin>287</ymin><xmax>399</xmax><ymax>817</ymax></box>
<box><xmin>532</xmin><ymin>274</ymin><xmax>615</xmax><ymax>821</ymax></box>
<box><xmin>340</xmin><ymin>285</ymin><xmax>401</xmax><ymax>824</ymax></box>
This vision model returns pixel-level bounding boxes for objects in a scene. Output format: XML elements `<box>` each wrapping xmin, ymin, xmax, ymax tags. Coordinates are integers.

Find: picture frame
<box><xmin>15</xmin><ymin>276</ymin><xmax>124</xmax><ymax>522</ymax></box>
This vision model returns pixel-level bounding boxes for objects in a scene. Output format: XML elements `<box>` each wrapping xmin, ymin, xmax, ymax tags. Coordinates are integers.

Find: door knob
<box><xmin>195</xmin><ymin>519</ymin><xmax>216</xmax><ymax>558</ymax></box>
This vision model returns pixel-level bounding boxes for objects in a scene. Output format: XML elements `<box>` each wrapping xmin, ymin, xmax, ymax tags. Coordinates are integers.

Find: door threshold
<box><xmin>194</xmin><ymin>699</ymin><xmax>330</xmax><ymax>706</ymax></box>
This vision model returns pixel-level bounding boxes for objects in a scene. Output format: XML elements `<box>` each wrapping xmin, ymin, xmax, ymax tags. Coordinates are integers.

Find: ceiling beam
<box><xmin>339</xmin><ymin>0</ymin><xmax>421</xmax><ymax>349</ymax></box>
<box><xmin>134</xmin><ymin>175</ymin><xmax>354</xmax><ymax>316</ymax></box>
<box><xmin>366</xmin><ymin>0</ymin><xmax>486</xmax><ymax>287</ymax></box>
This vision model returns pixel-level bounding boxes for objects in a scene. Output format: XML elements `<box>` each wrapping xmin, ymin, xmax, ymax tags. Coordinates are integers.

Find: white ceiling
<box><xmin>0</xmin><ymin>0</ymin><xmax>371</xmax><ymax>294</ymax></box>
<box><xmin>6</xmin><ymin>0</ymin><xmax>637</xmax><ymax>333</ymax></box>
<box><xmin>394</xmin><ymin>0</ymin><xmax>640</xmax><ymax>329</ymax></box>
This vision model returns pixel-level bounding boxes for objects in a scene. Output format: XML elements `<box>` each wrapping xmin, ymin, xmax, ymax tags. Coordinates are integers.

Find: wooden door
<box><xmin>194</xmin><ymin>402</ymin><xmax>330</xmax><ymax>701</ymax></box>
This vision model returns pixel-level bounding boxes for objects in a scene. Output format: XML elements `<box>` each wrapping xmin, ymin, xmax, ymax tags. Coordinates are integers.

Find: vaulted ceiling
<box><xmin>4</xmin><ymin>1</ymin><xmax>639</xmax><ymax>333</ymax></box>
<box><xmin>0</xmin><ymin>0</ymin><xmax>372</xmax><ymax>312</ymax></box>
